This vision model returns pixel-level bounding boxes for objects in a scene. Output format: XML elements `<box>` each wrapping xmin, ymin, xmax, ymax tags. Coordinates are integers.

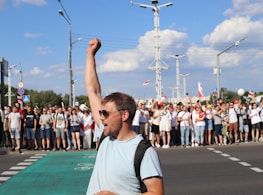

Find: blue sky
<box><xmin>1</xmin><ymin>0</ymin><xmax>263</xmax><ymax>101</ymax></box>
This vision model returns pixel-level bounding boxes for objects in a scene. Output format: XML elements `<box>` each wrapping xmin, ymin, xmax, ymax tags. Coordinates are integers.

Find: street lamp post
<box><xmin>7</xmin><ymin>64</ymin><xmax>17</xmax><ymax>106</ymax></box>
<box><xmin>180</xmin><ymin>73</ymin><xmax>189</xmax><ymax>97</ymax></box>
<box><xmin>57</xmin><ymin>0</ymin><xmax>81</xmax><ymax>106</ymax></box>
<box><xmin>131</xmin><ymin>0</ymin><xmax>173</xmax><ymax>100</ymax></box>
<box><xmin>215</xmin><ymin>37</ymin><xmax>246</xmax><ymax>98</ymax></box>
<box><xmin>168</xmin><ymin>54</ymin><xmax>185</xmax><ymax>100</ymax></box>
<box><xmin>72</xmin><ymin>79</ymin><xmax>77</xmax><ymax>106</ymax></box>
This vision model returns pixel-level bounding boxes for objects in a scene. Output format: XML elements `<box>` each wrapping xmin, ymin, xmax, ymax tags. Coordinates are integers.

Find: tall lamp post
<box><xmin>57</xmin><ymin>0</ymin><xmax>81</xmax><ymax>106</ymax></box>
<box><xmin>7</xmin><ymin>64</ymin><xmax>17</xmax><ymax>106</ymax></box>
<box><xmin>168</xmin><ymin>54</ymin><xmax>185</xmax><ymax>100</ymax></box>
<box><xmin>180</xmin><ymin>73</ymin><xmax>189</xmax><ymax>97</ymax></box>
<box><xmin>72</xmin><ymin>79</ymin><xmax>77</xmax><ymax>106</ymax></box>
<box><xmin>215</xmin><ymin>37</ymin><xmax>246</xmax><ymax>98</ymax></box>
<box><xmin>131</xmin><ymin>0</ymin><xmax>173</xmax><ymax>100</ymax></box>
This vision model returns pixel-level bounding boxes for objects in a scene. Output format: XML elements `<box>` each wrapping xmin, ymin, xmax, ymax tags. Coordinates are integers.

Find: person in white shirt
<box><xmin>132</xmin><ymin>104</ymin><xmax>141</xmax><ymax>134</ymax></box>
<box><xmin>249</xmin><ymin>103</ymin><xmax>261</xmax><ymax>142</ymax></box>
<box><xmin>8</xmin><ymin>106</ymin><xmax>22</xmax><ymax>153</ymax></box>
<box><xmin>139</xmin><ymin>103</ymin><xmax>150</xmax><ymax>140</ymax></box>
<box><xmin>53</xmin><ymin>107</ymin><xmax>68</xmax><ymax>151</ymax></box>
<box><xmin>159</xmin><ymin>105</ymin><xmax>172</xmax><ymax>148</ymax></box>
<box><xmin>228</xmin><ymin>102</ymin><xmax>239</xmax><ymax>144</ymax></box>
<box><xmin>177</xmin><ymin>105</ymin><xmax>192</xmax><ymax>147</ymax></box>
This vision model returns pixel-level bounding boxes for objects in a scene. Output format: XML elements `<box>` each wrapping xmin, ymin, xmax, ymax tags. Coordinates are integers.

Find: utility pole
<box><xmin>131</xmin><ymin>0</ymin><xmax>173</xmax><ymax>100</ymax></box>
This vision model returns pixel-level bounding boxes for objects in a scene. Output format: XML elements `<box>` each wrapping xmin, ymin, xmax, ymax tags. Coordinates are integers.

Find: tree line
<box><xmin>2</xmin><ymin>85</ymin><xmax>90</xmax><ymax>108</ymax></box>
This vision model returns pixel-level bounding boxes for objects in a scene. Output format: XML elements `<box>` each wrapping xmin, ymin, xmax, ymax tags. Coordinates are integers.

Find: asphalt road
<box><xmin>159</xmin><ymin>142</ymin><xmax>263</xmax><ymax>195</ymax></box>
<box><xmin>0</xmin><ymin>142</ymin><xmax>262</xmax><ymax>195</ymax></box>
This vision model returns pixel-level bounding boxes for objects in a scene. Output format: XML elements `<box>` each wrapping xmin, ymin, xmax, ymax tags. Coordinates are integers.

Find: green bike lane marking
<box><xmin>0</xmin><ymin>151</ymin><xmax>97</xmax><ymax>195</ymax></box>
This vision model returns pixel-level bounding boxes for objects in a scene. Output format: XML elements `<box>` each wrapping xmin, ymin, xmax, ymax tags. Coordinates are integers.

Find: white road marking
<box><xmin>221</xmin><ymin>153</ymin><xmax>230</xmax><ymax>157</ymax></box>
<box><xmin>1</xmin><ymin>171</ymin><xmax>19</xmax><ymax>175</ymax></box>
<box><xmin>229</xmin><ymin>157</ymin><xmax>240</xmax><ymax>161</ymax></box>
<box><xmin>250</xmin><ymin>167</ymin><xmax>263</xmax><ymax>173</ymax></box>
<box><xmin>17</xmin><ymin>162</ymin><xmax>32</xmax><ymax>166</ymax></box>
<box><xmin>10</xmin><ymin>166</ymin><xmax>26</xmax><ymax>170</ymax></box>
<box><xmin>239</xmin><ymin>162</ymin><xmax>251</xmax><ymax>167</ymax></box>
<box><xmin>0</xmin><ymin>177</ymin><xmax>11</xmax><ymax>181</ymax></box>
<box><xmin>207</xmin><ymin>148</ymin><xmax>262</xmax><ymax>174</ymax></box>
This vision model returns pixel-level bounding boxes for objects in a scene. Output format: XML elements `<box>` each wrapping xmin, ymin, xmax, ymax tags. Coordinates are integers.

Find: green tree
<box><xmin>76</xmin><ymin>95</ymin><xmax>90</xmax><ymax>107</ymax></box>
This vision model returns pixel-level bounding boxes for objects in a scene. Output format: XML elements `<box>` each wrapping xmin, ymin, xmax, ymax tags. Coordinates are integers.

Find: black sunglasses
<box><xmin>98</xmin><ymin>110</ymin><xmax>121</xmax><ymax>118</ymax></box>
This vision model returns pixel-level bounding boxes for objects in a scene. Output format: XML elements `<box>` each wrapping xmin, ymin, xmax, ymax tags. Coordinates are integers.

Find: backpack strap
<box><xmin>97</xmin><ymin>132</ymin><xmax>106</xmax><ymax>150</ymax></box>
<box><xmin>134</xmin><ymin>139</ymin><xmax>152</xmax><ymax>193</ymax></box>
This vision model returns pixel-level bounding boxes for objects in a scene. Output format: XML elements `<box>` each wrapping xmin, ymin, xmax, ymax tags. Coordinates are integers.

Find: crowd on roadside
<box><xmin>1</xmin><ymin>96</ymin><xmax>263</xmax><ymax>154</ymax></box>
<box><xmin>0</xmin><ymin>102</ymin><xmax>100</xmax><ymax>153</ymax></box>
<box><xmin>132</xmin><ymin>97</ymin><xmax>263</xmax><ymax>148</ymax></box>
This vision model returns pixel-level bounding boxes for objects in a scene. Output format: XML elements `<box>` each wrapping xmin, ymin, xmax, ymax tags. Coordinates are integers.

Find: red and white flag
<box><xmin>17</xmin><ymin>94</ymin><xmax>23</xmax><ymax>108</ymax></box>
<box><xmin>198</xmin><ymin>82</ymin><xmax>204</xmax><ymax>98</ymax></box>
<box><xmin>143</xmin><ymin>80</ymin><xmax>149</xmax><ymax>86</ymax></box>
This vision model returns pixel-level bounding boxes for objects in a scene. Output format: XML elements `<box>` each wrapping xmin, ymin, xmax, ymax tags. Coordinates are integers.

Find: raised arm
<box><xmin>85</xmin><ymin>38</ymin><xmax>102</xmax><ymax>127</ymax></box>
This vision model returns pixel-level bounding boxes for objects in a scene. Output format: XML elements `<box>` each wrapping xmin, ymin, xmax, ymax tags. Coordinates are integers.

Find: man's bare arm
<box><xmin>85</xmin><ymin>38</ymin><xmax>102</xmax><ymax>126</ymax></box>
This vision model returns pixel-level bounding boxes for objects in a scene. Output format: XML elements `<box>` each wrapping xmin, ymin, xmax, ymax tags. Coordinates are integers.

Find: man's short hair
<box><xmin>102</xmin><ymin>92</ymin><xmax>136</xmax><ymax>121</ymax></box>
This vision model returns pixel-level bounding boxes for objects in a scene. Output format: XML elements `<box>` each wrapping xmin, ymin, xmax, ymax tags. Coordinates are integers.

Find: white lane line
<box><xmin>0</xmin><ymin>177</ymin><xmax>11</xmax><ymax>181</ymax></box>
<box><xmin>221</xmin><ymin>153</ymin><xmax>231</xmax><ymax>157</ymax></box>
<box><xmin>30</xmin><ymin>156</ymin><xmax>43</xmax><ymax>159</ymax></box>
<box><xmin>239</xmin><ymin>162</ymin><xmax>251</xmax><ymax>167</ymax></box>
<box><xmin>214</xmin><ymin>150</ymin><xmax>222</xmax><ymax>154</ymax></box>
<box><xmin>24</xmin><ymin>159</ymin><xmax>38</xmax><ymax>162</ymax></box>
<box><xmin>1</xmin><ymin>171</ymin><xmax>19</xmax><ymax>175</ymax></box>
<box><xmin>10</xmin><ymin>166</ymin><xmax>26</xmax><ymax>170</ymax></box>
<box><xmin>250</xmin><ymin>167</ymin><xmax>263</xmax><ymax>173</ymax></box>
<box><xmin>17</xmin><ymin>162</ymin><xmax>32</xmax><ymax>166</ymax></box>
<box><xmin>35</xmin><ymin>153</ymin><xmax>47</xmax><ymax>156</ymax></box>
<box><xmin>207</xmin><ymin>148</ymin><xmax>215</xmax><ymax>151</ymax></box>
<box><xmin>208</xmin><ymin>148</ymin><xmax>262</xmax><ymax>173</ymax></box>
<box><xmin>229</xmin><ymin>157</ymin><xmax>240</xmax><ymax>161</ymax></box>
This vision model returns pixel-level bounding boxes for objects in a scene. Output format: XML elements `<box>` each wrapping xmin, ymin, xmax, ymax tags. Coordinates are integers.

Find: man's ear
<box><xmin>121</xmin><ymin>110</ymin><xmax>129</xmax><ymax>122</ymax></box>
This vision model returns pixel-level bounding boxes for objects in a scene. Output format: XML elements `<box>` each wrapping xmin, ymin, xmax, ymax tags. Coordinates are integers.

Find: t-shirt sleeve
<box><xmin>140</xmin><ymin>147</ymin><xmax>163</xmax><ymax>180</ymax></box>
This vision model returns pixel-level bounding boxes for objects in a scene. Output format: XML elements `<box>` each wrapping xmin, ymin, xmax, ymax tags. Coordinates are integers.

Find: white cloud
<box><xmin>24</xmin><ymin>32</ymin><xmax>42</xmax><ymax>38</ymax></box>
<box><xmin>13</xmin><ymin>0</ymin><xmax>47</xmax><ymax>6</ymax></box>
<box><xmin>224</xmin><ymin>0</ymin><xmax>263</xmax><ymax>17</ymax></box>
<box><xmin>203</xmin><ymin>17</ymin><xmax>251</xmax><ymax>45</ymax></box>
<box><xmin>187</xmin><ymin>45</ymin><xmax>217</xmax><ymax>68</ymax></box>
<box><xmin>35</xmin><ymin>46</ymin><xmax>52</xmax><ymax>55</ymax></box>
<box><xmin>29</xmin><ymin>67</ymin><xmax>42</xmax><ymax>75</ymax></box>
<box><xmin>98</xmin><ymin>29</ymin><xmax>187</xmax><ymax>73</ymax></box>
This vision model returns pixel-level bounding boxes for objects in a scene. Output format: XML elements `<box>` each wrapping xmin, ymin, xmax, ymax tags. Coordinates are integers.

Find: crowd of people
<box><xmin>1</xmin><ymin>97</ymin><xmax>263</xmax><ymax>153</ymax></box>
<box><xmin>0</xmin><ymin>102</ymin><xmax>100</xmax><ymax>153</ymax></box>
<box><xmin>132</xmin><ymin>97</ymin><xmax>263</xmax><ymax>148</ymax></box>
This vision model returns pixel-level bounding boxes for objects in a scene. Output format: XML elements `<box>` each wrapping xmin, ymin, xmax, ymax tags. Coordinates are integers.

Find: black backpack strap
<box><xmin>134</xmin><ymin>139</ymin><xmax>152</xmax><ymax>193</ymax></box>
<box><xmin>97</xmin><ymin>132</ymin><xmax>106</xmax><ymax>150</ymax></box>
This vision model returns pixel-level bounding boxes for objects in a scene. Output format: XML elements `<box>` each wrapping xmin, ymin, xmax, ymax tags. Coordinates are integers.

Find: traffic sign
<box><xmin>18</xmin><ymin>81</ymin><xmax>24</xmax><ymax>88</ymax></box>
<box><xmin>17</xmin><ymin>88</ymin><xmax>24</xmax><ymax>95</ymax></box>
<box><xmin>23</xmin><ymin>95</ymin><xmax>30</xmax><ymax>103</ymax></box>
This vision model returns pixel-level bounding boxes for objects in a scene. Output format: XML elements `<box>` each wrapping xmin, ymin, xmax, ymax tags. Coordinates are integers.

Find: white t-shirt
<box><xmin>250</xmin><ymin>109</ymin><xmax>261</xmax><ymax>125</ymax></box>
<box><xmin>132</xmin><ymin>109</ymin><xmax>141</xmax><ymax>126</ymax></box>
<box><xmin>178</xmin><ymin>111</ymin><xmax>190</xmax><ymax>127</ymax></box>
<box><xmin>55</xmin><ymin>113</ymin><xmax>67</xmax><ymax>128</ymax></box>
<box><xmin>87</xmin><ymin>134</ymin><xmax>163</xmax><ymax>195</ymax></box>
<box><xmin>228</xmin><ymin>108</ymin><xmax>238</xmax><ymax>123</ymax></box>
<box><xmin>8</xmin><ymin>112</ymin><xmax>20</xmax><ymax>129</ymax></box>
<box><xmin>93</xmin><ymin>123</ymin><xmax>104</xmax><ymax>142</ymax></box>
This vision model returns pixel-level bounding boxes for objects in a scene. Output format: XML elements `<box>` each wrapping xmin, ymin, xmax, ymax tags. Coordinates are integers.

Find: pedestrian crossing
<box><xmin>0</xmin><ymin>153</ymin><xmax>46</xmax><ymax>185</ymax></box>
